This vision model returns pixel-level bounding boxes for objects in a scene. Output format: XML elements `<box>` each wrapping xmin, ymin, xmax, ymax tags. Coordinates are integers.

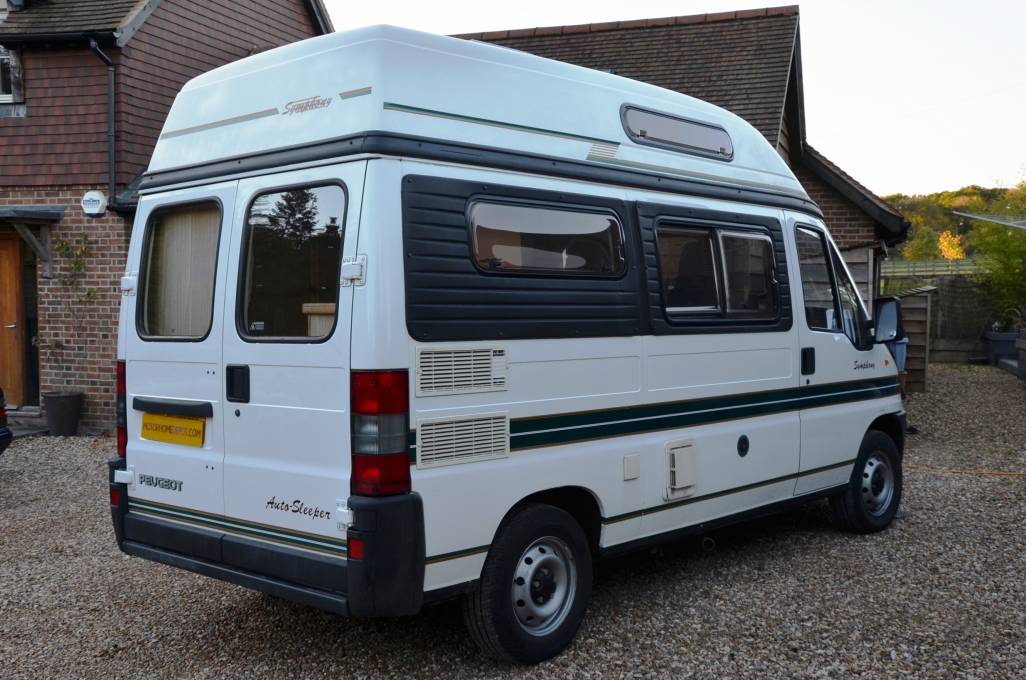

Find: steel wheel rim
<box><xmin>861</xmin><ymin>453</ymin><xmax>895</xmax><ymax>516</ymax></box>
<box><xmin>511</xmin><ymin>536</ymin><xmax>577</xmax><ymax>637</ymax></box>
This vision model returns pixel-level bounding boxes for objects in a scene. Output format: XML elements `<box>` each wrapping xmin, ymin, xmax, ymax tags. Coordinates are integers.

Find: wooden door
<box><xmin>0</xmin><ymin>234</ymin><xmax>25</xmax><ymax>405</ymax></box>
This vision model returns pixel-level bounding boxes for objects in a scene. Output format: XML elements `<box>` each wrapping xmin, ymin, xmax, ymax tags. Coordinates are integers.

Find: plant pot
<box><xmin>1017</xmin><ymin>330</ymin><xmax>1026</xmax><ymax>380</ymax></box>
<box><xmin>42</xmin><ymin>391</ymin><xmax>83</xmax><ymax>436</ymax></box>
<box><xmin>984</xmin><ymin>330</ymin><xmax>1018</xmax><ymax>366</ymax></box>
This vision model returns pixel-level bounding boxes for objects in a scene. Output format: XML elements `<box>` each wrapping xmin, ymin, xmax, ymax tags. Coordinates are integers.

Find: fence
<box><xmin>881</xmin><ymin>259</ymin><xmax>979</xmax><ymax>278</ymax></box>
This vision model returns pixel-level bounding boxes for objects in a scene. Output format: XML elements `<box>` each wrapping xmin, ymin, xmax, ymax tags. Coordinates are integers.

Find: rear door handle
<box><xmin>226</xmin><ymin>365</ymin><xmax>250</xmax><ymax>403</ymax></box>
<box><xmin>801</xmin><ymin>347</ymin><xmax>816</xmax><ymax>375</ymax></box>
<box><xmin>133</xmin><ymin>397</ymin><xmax>213</xmax><ymax>419</ymax></box>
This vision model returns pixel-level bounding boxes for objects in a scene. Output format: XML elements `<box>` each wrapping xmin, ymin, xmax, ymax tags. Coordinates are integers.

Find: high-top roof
<box><xmin>455</xmin><ymin>7</ymin><xmax>799</xmax><ymax>147</ymax></box>
<box><xmin>147</xmin><ymin>25</ymin><xmax>806</xmax><ymax>201</ymax></box>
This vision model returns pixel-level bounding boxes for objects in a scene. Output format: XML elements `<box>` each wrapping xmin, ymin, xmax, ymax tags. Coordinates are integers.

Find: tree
<box><xmin>267</xmin><ymin>189</ymin><xmax>319</xmax><ymax>244</ymax></box>
<box><xmin>901</xmin><ymin>225</ymin><xmax>940</xmax><ymax>259</ymax></box>
<box><xmin>970</xmin><ymin>181</ymin><xmax>1026</xmax><ymax>322</ymax></box>
<box><xmin>938</xmin><ymin>230</ymin><xmax>966</xmax><ymax>259</ymax></box>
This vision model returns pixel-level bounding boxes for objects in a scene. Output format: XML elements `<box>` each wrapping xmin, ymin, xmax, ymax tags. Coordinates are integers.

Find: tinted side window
<box><xmin>656</xmin><ymin>228</ymin><xmax>720</xmax><ymax>312</ymax></box>
<box><xmin>239</xmin><ymin>184</ymin><xmax>345</xmax><ymax>340</ymax></box>
<box><xmin>469</xmin><ymin>201</ymin><xmax>624</xmax><ymax>277</ymax></box>
<box><xmin>795</xmin><ymin>227</ymin><xmax>841</xmax><ymax>332</ymax></box>
<box><xmin>719</xmin><ymin>232</ymin><xmax>777</xmax><ymax>318</ymax></box>
<box><xmin>139</xmin><ymin>202</ymin><xmax>221</xmax><ymax>339</ymax></box>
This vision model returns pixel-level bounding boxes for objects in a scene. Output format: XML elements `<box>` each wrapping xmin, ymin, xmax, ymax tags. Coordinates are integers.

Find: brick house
<box><xmin>0</xmin><ymin>0</ymin><xmax>331</xmax><ymax>429</ymax></box>
<box><xmin>458</xmin><ymin>5</ymin><xmax>910</xmax><ymax>299</ymax></box>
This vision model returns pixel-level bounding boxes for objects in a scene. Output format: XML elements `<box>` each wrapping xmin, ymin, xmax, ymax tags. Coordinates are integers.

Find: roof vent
<box><xmin>416</xmin><ymin>414</ymin><xmax>509</xmax><ymax>468</ymax></box>
<box><xmin>416</xmin><ymin>347</ymin><xmax>508</xmax><ymax>397</ymax></box>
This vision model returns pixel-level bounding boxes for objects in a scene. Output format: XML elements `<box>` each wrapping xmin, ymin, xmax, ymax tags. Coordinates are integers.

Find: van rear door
<box><xmin>219</xmin><ymin>164</ymin><xmax>364</xmax><ymax>561</ymax></box>
<box><xmin>125</xmin><ymin>181</ymin><xmax>237</xmax><ymax>517</ymax></box>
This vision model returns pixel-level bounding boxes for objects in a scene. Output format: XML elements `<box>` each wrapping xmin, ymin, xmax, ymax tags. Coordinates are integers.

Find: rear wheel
<box><xmin>463</xmin><ymin>503</ymin><xmax>593</xmax><ymax>663</ymax></box>
<box><xmin>831</xmin><ymin>430</ymin><xmax>903</xmax><ymax>533</ymax></box>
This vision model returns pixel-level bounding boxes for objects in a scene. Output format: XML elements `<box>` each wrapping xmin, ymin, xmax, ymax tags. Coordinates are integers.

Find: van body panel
<box><xmin>113</xmin><ymin>28</ymin><xmax>905</xmax><ymax>621</ymax></box>
<box><xmin>123</xmin><ymin>180</ymin><xmax>238</xmax><ymax>517</ymax></box>
<box><xmin>219</xmin><ymin>162</ymin><xmax>366</xmax><ymax>556</ymax></box>
<box><xmin>783</xmin><ymin>213</ymin><xmax>903</xmax><ymax>493</ymax></box>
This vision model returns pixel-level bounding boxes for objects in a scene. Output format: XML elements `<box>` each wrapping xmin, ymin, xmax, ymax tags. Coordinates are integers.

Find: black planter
<box><xmin>42</xmin><ymin>391</ymin><xmax>83</xmax><ymax>436</ymax></box>
<box><xmin>1017</xmin><ymin>330</ymin><xmax>1026</xmax><ymax>380</ymax></box>
<box><xmin>984</xmin><ymin>330</ymin><xmax>1018</xmax><ymax>366</ymax></box>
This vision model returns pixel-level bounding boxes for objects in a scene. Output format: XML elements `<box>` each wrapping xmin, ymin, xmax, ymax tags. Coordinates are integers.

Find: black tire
<box><xmin>831</xmin><ymin>429</ymin><xmax>903</xmax><ymax>533</ymax></box>
<box><xmin>463</xmin><ymin>503</ymin><xmax>593</xmax><ymax>664</ymax></box>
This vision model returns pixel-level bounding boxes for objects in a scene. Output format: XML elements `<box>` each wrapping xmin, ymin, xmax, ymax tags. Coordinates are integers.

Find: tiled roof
<box><xmin>456</xmin><ymin>6</ymin><xmax>799</xmax><ymax>146</ymax></box>
<box><xmin>803</xmin><ymin>144</ymin><xmax>909</xmax><ymax>242</ymax></box>
<box><xmin>0</xmin><ymin>1</ymin><xmax>332</xmax><ymax>41</ymax></box>
<box><xmin>0</xmin><ymin>0</ymin><xmax>143</xmax><ymax>38</ymax></box>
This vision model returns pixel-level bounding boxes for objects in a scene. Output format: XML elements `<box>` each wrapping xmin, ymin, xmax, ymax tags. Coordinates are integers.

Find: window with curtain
<box><xmin>469</xmin><ymin>201</ymin><xmax>625</xmax><ymax>277</ymax></box>
<box><xmin>139</xmin><ymin>203</ymin><xmax>221</xmax><ymax>339</ymax></box>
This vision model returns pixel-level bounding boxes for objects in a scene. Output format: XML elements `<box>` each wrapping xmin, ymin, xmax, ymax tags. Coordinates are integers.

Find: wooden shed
<box><xmin>897</xmin><ymin>286</ymin><xmax>937</xmax><ymax>393</ymax></box>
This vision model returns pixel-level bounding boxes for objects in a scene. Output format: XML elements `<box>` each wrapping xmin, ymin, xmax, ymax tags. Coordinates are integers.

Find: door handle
<box><xmin>2</xmin><ymin>323</ymin><xmax>15</xmax><ymax>329</ymax></box>
<box><xmin>801</xmin><ymin>347</ymin><xmax>816</xmax><ymax>375</ymax></box>
<box><xmin>226</xmin><ymin>365</ymin><xmax>250</xmax><ymax>403</ymax></box>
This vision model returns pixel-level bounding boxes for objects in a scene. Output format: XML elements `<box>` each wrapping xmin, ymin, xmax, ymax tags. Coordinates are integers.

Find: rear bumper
<box><xmin>0</xmin><ymin>426</ymin><xmax>11</xmax><ymax>454</ymax></box>
<box><xmin>108</xmin><ymin>459</ymin><xmax>425</xmax><ymax>618</ymax></box>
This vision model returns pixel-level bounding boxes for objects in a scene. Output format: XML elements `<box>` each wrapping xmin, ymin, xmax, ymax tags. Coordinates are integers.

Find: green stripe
<box><xmin>128</xmin><ymin>499</ymin><xmax>347</xmax><ymax>556</ymax></box>
<box><xmin>603</xmin><ymin>459</ymin><xmax>856</xmax><ymax>524</ymax></box>
<box><xmin>383</xmin><ymin>102</ymin><xmax>619</xmax><ymax>146</ymax></box>
<box><xmin>409</xmin><ymin>378</ymin><xmax>897</xmax><ymax>459</ymax></box>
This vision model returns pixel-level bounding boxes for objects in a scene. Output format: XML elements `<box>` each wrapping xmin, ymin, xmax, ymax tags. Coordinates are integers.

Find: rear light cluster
<box><xmin>350</xmin><ymin>370</ymin><xmax>410</xmax><ymax>496</ymax></box>
<box><xmin>116</xmin><ymin>360</ymin><xmax>127</xmax><ymax>457</ymax></box>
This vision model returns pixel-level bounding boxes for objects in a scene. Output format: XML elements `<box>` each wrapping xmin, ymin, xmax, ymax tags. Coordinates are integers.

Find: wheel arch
<box><xmin>868</xmin><ymin>412</ymin><xmax>904</xmax><ymax>454</ymax></box>
<box><xmin>497</xmin><ymin>486</ymin><xmax>603</xmax><ymax>557</ymax></box>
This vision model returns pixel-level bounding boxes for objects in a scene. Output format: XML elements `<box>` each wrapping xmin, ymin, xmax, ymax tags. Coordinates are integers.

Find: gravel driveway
<box><xmin>2</xmin><ymin>364</ymin><xmax>1024</xmax><ymax>678</ymax></box>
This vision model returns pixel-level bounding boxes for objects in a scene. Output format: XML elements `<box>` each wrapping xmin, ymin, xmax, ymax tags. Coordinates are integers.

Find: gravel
<box><xmin>2</xmin><ymin>364</ymin><xmax>1025</xmax><ymax>678</ymax></box>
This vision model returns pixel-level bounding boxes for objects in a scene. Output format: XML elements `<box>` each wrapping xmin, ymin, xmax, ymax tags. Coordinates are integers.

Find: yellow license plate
<box><xmin>140</xmin><ymin>412</ymin><xmax>206</xmax><ymax>448</ymax></box>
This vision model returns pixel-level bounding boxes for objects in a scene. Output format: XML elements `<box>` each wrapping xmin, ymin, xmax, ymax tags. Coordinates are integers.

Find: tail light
<box><xmin>0</xmin><ymin>401</ymin><xmax>7</xmax><ymax>427</ymax></box>
<box><xmin>350</xmin><ymin>370</ymin><xmax>410</xmax><ymax>496</ymax></box>
<box><xmin>116</xmin><ymin>360</ymin><xmax>127</xmax><ymax>457</ymax></box>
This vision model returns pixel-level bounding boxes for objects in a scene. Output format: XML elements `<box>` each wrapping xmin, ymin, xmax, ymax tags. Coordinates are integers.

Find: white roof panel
<box><xmin>149</xmin><ymin>25</ymin><xmax>806</xmax><ymax>198</ymax></box>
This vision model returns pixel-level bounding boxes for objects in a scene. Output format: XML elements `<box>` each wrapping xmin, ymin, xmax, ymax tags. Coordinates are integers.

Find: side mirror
<box><xmin>873</xmin><ymin>297</ymin><xmax>903</xmax><ymax>343</ymax></box>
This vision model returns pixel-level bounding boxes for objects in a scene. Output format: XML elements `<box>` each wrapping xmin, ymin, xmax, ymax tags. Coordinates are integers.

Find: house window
<box><xmin>239</xmin><ymin>184</ymin><xmax>346</xmax><ymax>340</ymax></box>
<box><xmin>469</xmin><ymin>200</ymin><xmax>625</xmax><ymax>277</ymax></box>
<box><xmin>0</xmin><ymin>47</ymin><xmax>21</xmax><ymax>104</ymax></box>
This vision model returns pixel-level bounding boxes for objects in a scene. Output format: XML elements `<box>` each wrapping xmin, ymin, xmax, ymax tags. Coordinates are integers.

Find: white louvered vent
<box><xmin>417</xmin><ymin>414</ymin><xmax>509</xmax><ymax>469</ymax></box>
<box><xmin>416</xmin><ymin>347</ymin><xmax>508</xmax><ymax>397</ymax></box>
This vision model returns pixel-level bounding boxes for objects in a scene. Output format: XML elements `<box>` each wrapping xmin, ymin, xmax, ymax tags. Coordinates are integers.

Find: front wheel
<box><xmin>831</xmin><ymin>429</ymin><xmax>903</xmax><ymax>533</ymax></box>
<box><xmin>463</xmin><ymin>503</ymin><xmax>593</xmax><ymax>663</ymax></box>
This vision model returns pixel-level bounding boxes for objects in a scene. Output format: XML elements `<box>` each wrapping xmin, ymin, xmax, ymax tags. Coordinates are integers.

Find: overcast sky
<box><xmin>322</xmin><ymin>0</ymin><xmax>1025</xmax><ymax>197</ymax></box>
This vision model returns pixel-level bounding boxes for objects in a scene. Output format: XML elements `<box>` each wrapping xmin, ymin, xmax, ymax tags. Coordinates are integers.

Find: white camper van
<box><xmin>109</xmin><ymin>26</ymin><xmax>906</xmax><ymax>663</ymax></box>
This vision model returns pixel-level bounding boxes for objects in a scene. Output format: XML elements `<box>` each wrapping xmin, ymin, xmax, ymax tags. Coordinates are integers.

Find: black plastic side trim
<box><xmin>121</xmin><ymin>541</ymin><xmax>350</xmax><ymax>616</ymax></box>
<box><xmin>403</xmin><ymin>175</ymin><xmax>643</xmax><ymax>341</ymax></box>
<box><xmin>139</xmin><ymin>131</ymin><xmax>824</xmax><ymax>220</ymax></box>
<box><xmin>599</xmin><ymin>484</ymin><xmax>846</xmax><ymax>559</ymax></box>
<box><xmin>108</xmin><ymin>457</ymin><xmax>127</xmax><ymax>545</ymax></box>
<box><xmin>347</xmin><ymin>493</ymin><xmax>426</xmax><ymax>617</ymax></box>
<box><xmin>132</xmin><ymin>397</ymin><xmax>213</xmax><ymax>418</ymax></box>
<box><xmin>124</xmin><ymin>512</ymin><xmax>221</xmax><ymax>562</ymax></box>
